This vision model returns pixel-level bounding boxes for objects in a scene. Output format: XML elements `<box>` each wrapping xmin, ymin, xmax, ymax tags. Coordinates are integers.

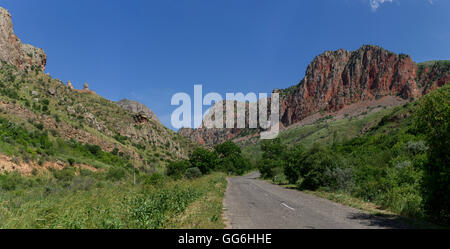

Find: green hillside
<box><xmin>0</xmin><ymin>62</ymin><xmax>197</xmax><ymax>175</ymax></box>
<box><xmin>242</xmin><ymin>84</ymin><xmax>449</xmax><ymax>224</ymax></box>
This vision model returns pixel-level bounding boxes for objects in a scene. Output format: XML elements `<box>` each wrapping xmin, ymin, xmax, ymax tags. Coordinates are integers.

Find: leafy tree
<box><xmin>258</xmin><ymin>138</ymin><xmax>286</xmax><ymax>178</ymax></box>
<box><xmin>260</xmin><ymin>138</ymin><xmax>286</xmax><ymax>160</ymax></box>
<box><xmin>284</xmin><ymin>144</ymin><xmax>306</xmax><ymax>184</ymax></box>
<box><xmin>189</xmin><ymin>148</ymin><xmax>218</xmax><ymax>174</ymax></box>
<box><xmin>259</xmin><ymin>158</ymin><xmax>283</xmax><ymax>179</ymax></box>
<box><xmin>215</xmin><ymin>141</ymin><xmax>250</xmax><ymax>175</ymax></box>
<box><xmin>414</xmin><ymin>84</ymin><xmax>450</xmax><ymax>222</ymax></box>
<box><xmin>297</xmin><ymin>145</ymin><xmax>343</xmax><ymax>190</ymax></box>
<box><xmin>214</xmin><ymin>141</ymin><xmax>241</xmax><ymax>158</ymax></box>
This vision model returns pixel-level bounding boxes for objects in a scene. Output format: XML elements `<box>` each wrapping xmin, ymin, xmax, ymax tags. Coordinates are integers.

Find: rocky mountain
<box><xmin>117</xmin><ymin>99</ymin><xmax>160</xmax><ymax>124</ymax></box>
<box><xmin>0</xmin><ymin>7</ymin><xmax>197</xmax><ymax>174</ymax></box>
<box><xmin>0</xmin><ymin>7</ymin><xmax>46</xmax><ymax>72</ymax></box>
<box><xmin>180</xmin><ymin>45</ymin><xmax>450</xmax><ymax>146</ymax></box>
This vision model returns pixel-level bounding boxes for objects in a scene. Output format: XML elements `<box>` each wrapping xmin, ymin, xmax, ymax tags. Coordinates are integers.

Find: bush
<box><xmin>67</xmin><ymin>158</ymin><xmax>75</xmax><ymax>166</ymax></box>
<box><xmin>143</xmin><ymin>173</ymin><xmax>165</xmax><ymax>185</ymax></box>
<box><xmin>185</xmin><ymin>167</ymin><xmax>202</xmax><ymax>179</ymax></box>
<box><xmin>0</xmin><ymin>172</ymin><xmax>24</xmax><ymax>191</ymax></box>
<box><xmin>52</xmin><ymin>167</ymin><xmax>76</xmax><ymax>182</ymax></box>
<box><xmin>106</xmin><ymin>167</ymin><xmax>127</xmax><ymax>181</ymax></box>
<box><xmin>166</xmin><ymin>160</ymin><xmax>190</xmax><ymax>179</ymax></box>
<box><xmin>324</xmin><ymin>166</ymin><xmax>354</xmax><ymax>192</ymax></box>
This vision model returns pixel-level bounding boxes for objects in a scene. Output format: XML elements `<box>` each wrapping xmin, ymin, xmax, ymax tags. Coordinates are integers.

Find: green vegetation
<box><xmin>0</xmin><ymin>167</ymin><xmax>226</xmax><ymax>228</ymax></box>
<box><xmin>414</xmin><ymin>84</ymin><xmax>450</xmax><ymax>222</ymax></box>
<box><xmin>167</xmin><ymin>141</ymin><xmax>253</xmax><ymax>179</ymax></box>
<box><xmin>252</xmin><ymin>85</ymin><xmax>449</xmax><ymax>224</ymax></box>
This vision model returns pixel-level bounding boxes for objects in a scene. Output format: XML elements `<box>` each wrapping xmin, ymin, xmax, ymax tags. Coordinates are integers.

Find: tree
<box><xmin>258</xmin><ymin>138</ymin><xmax>286</xmax><ymax>179</ymax></box>
<box><xmin>215</xmin><ymin>141</ymin><xmax>251</xmax><ymax>175</ymax></box>
<box><xmin>284</xmin><ymin>144</ymin><xmax>306</xmax><ymax>184</ymax></box>
<box><xmin>297</xmin><ymin>145</ymin><xmax>342</xmax><ymax>190</ymax></box>
<box><xmin>214</xmin><ymin>141</ymin><xmax>241</xmax><ymax>158</ymax></box>
<box><xmin>189</xmin><ymin>148</ymin><xmax>218</xmax><ymax>174</ymax></box>
<box><xmin>261</xmin><ymin>138</ymin><xmax>286</xmax><ymax>160</ymax></box>
<box><xmin>414</xmin><ymin>84</ymin><xmax>450</xmax><ymax>222</ymax></box>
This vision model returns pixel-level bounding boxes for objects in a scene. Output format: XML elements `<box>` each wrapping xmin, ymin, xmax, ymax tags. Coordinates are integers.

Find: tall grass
<box><xmin>0</xmin><ymin>170</ymin><xmax>226</xmax><ymax>229</ymax></box>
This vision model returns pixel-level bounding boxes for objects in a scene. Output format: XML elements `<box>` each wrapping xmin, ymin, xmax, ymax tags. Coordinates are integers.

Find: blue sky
<box><xmin>1</xmin><ymin>0</ymin><xmax>449</xmax><ymax>129</ymax></box>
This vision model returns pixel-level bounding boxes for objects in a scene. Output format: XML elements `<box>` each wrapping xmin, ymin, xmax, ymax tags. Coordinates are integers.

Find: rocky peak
<box><xmin>0</xmin><ymin>7</ymin><xmax>46</xmax><ymax>71</ymax></box>
<box><xmin>280</xmin><ymin>45</ymin><xmax>422</xmax><ymax>126</ymax></box>
<box><xmin>117</xmin><ymin>99</ymin><xmax>160</xmax><ymax>124</ymax></box>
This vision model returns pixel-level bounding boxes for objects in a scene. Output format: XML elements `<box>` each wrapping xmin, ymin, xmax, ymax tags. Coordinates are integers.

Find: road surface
<box><xmin>223</xmin><ymin>172</ymin><xmax>412</xmax><ymax>229</ymax></box>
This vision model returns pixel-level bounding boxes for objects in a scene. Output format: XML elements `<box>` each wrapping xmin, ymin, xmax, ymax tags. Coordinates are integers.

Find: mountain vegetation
<box><xmin>251</xmin><ymin>85</ymin><xmax>449</xmax><ymax>224</ymax></box>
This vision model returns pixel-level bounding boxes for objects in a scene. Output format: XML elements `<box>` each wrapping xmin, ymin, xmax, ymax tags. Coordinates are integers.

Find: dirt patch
<box><xmin>0</xmin><ymin>154</ymin><xmax>99</xmax><ymax>175</ymax></box>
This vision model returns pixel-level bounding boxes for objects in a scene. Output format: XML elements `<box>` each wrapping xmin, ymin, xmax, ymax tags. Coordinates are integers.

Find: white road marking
<box><xmin>281</xmin><ymin>203</ymin><xmax>295</xmax><ymax>211</ymax></box>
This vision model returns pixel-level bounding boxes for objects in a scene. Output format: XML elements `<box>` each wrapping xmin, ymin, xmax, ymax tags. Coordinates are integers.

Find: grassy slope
<box><xmin>0</xmin><ymin>171</ymin><xmax>226</xmax><ymax>229</ymax></box>
<box><xmin>241</xmin><ymin>105</ymin><xmax>396</xmax><ymax>162</ymax></box>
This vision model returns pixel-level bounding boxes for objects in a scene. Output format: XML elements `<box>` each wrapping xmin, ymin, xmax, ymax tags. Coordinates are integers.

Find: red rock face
<box><xmin>280</xmin><ymin>45</ymin><xmax>421</xmax><ymax>126</ymax></box>
<box><xmin>417</xmin><ymin>61</ymin><xmax>450</xmax><ymax>95</ymax></box>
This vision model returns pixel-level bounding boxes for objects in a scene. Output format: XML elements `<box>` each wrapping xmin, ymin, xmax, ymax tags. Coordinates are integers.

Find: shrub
<box><xmin>0</xmin><ymin>172</ymin><xmax>24</xmax><ymax>191</ymax></box>
<box><xmin>185</xmin><ymin>167</ymin><xmax>202</xmax><ymax>179</ymax></box>
<box><xmin>143</xmin><ymin>173</ymin><xmax>165</xmax><ymax>185</ymax></box>
<box><xmin>106</xmin><ymin>167</ymin><xmax>127</xmax><ymax>181</ymax></box>
<box><xmin>324</xmin><ymin>166</ymin><xmax>354</xmax><ymax>192</ymax></box>
<box><xmin>52</xmin><ymin>167</ymin><xmax>75</xmax><ymax>182</ymax></box>
<box><xmin>86</xmin><ymin>144</ymin><xmax>101</xmax><ymax>156</ymax></box>
<box><xmin>166</xmin><ymin>160</ymin><xmax>190</xmax><ymax>179</ymax></box>
<box><xmin>67</xmin><ymin>158</ymin><xmax>75</xmax><ymax>166</ymax></box>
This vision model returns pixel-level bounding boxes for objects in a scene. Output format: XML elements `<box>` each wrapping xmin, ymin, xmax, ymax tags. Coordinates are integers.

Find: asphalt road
<box><xmin>223</xmin><ymin>172</ymin><xmax>412</xmax><ymax>229</ymax></box>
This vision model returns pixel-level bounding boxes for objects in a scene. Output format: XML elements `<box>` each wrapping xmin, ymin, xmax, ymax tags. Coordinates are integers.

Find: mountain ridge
<box><xmin>179</xmin><ymin>45</ymin><xmax>450</xmax><ymax>146</ymax></box>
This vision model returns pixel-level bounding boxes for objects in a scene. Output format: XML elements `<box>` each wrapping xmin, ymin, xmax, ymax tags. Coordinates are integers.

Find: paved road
<box><xmin>223</xmin><ymin>172</ymin><xmax>412</xmax><ymax>229</ymax></box>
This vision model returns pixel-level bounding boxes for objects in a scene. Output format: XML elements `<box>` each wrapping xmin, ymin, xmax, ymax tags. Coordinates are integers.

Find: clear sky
<box><xmin>1</xmin><ymin>0</ymin><xmax>449</xmax><ymax>129</ymax></box>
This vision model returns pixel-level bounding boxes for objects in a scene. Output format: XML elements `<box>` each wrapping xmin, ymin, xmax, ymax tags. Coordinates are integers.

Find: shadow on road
<box><xmin>347</xmin><ymin>213</ymin><xmax>421</xmax><ymax>229</ymax></box>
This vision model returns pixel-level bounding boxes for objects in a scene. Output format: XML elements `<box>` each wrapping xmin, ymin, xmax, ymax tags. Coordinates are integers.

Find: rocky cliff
<box><xmin>0</xmin><ymin>7</ymin><xmax>46</xmax><ymax>71</ymax></box>
<box><xmin>180</xmin><ymin>45</ymin><xmax>450</xmax><ymax>146</ymax></box>
<box><xmin>279</xmin><ymin>45</ymin><xmax>422</xmax><ymax>126</ymax></box>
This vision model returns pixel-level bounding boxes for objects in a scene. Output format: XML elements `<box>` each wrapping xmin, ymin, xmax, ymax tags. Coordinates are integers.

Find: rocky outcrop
<box><xmin>179</xmin><ymin>45</ymin><xmax>450</xmax><ymax>146</ymax></box>
<box><xmin>67</xmin><ymin>80</ymin><xmax>74</xmax><ymax>90</ymax></box>
<box><xmin>117</xmin><ymin>99</ymin><xmax>160</xmax><ymax>124</ymax></box>
<box><xmin>279</xmin><ymin>45</ymin><xmax>422</xmax><ymax>126</ymax></box>
<box><xmin>0</xmin><ymin>7</ymin><xmax>46</xmax><ymax>71</ymax></box>
<box><xmin>417</xmin><ymin>61</ymin><xmax>450</xmax><ymax>95</ymax></box>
